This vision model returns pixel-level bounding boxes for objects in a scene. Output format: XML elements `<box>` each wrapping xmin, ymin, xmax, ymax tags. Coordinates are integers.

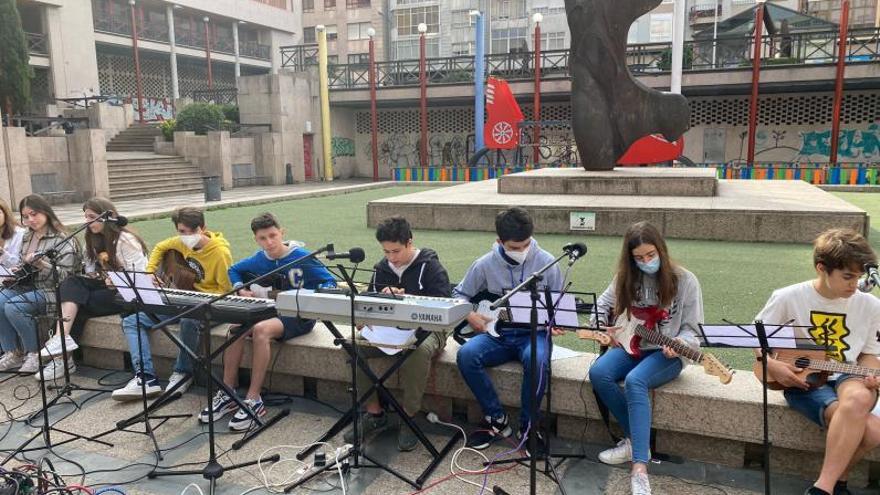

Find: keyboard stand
<box><xmin>289</xmin><ymin>321</ymin><xmax>462</xmax><ymax>490</ymax></box>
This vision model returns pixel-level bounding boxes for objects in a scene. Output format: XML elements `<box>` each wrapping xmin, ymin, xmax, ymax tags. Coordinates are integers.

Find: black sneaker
<box><xmin>467</xmin><ymin>413</ymin><xmax>512</xmax><ymax>450</ymax></box>
<box><xmin>833</xmin><ymin>481</ymin><xmax>851</xmax><ymax>495</ymax></box>
<box><xmin>805</xmin><ymin>486</ymin><xmax>831</xmax><ymax>495</ymax></box>
<box><xmin>516</xmin><ymin>425</ymin><xmax>546</xmax><ymax>457</ymax></box>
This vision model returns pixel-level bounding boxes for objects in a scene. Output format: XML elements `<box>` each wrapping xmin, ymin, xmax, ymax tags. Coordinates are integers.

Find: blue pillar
<box><xmin>474</xmin><ymin>11</ymin><xmax>486</xmax><ymax>155</ymax></box>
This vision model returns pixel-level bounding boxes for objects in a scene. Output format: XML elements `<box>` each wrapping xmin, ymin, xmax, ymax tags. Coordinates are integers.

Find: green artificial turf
<box><xmin>127</xmin><ymin>186</ymin><xmax>877</xmax><ymax>372</ymax></box>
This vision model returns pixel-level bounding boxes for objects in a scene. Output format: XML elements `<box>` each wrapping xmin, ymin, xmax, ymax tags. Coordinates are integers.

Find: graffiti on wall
<box><xmin>743</xmin><ymin>124</ymin><xmax>880</xmax><ymax>162</ymax></box>
<box><xmin>331</xmin><ymin>137</ymin><xmax>355</xmax><ymax>157</ymax></box>
<box><xmin>108</xmin><ymin>96</ymin><xmax>175</xmax><ymax>121</ymax></box>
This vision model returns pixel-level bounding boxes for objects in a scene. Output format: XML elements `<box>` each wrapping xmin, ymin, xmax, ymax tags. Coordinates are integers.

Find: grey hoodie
<box><xmin>453</xmin><ymin>238</ymin><xmax>563</xmax><ymax>301</ymax></box>
<box><xmin>591</xmin><ymin>267</ymin><xmax>704</xmax><ymax>350</ymax></box>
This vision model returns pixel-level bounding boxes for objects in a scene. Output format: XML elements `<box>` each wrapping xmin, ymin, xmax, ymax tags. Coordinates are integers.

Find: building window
<box><xmin>348</xmin><ymin>22</ymin><xmax>373</xmax><ymax>40</ymax></box>
<box><xmin>540</xmin><ymin>31</ymin><xmax>566</xmax><ymax>50</ymax></box>
<box><xmin>394</xmin><ymin>38</ymin><xmax>439</xmax><ymax>59</ymax></box>
<box><xmin>327</xmin><ymin>55</ymin><xmax>338</xmax><ymax>65</ymax></box>
<box><xmin>346</xmin><ymin>0</ymin><xmax>370</xmax><ymax>8</ymax></box>
<box><xmin>491</xmin><ymin>27</ymin><xmax>528</xmax><ymax>53</ymax></box>
<box><xmin>492</xmin><ymin>0</ymin><xmax>526</xmax><ymax>20</ymax></box>
<box><xmin>326</xmin><ymin>24</ymin><xmax>337</xmax><ymax>41</ymax></box>
<box><xmin>649</xmin><ymin>13</ymin><xmax>672</xmax><ymax>42</ymax></box>
<box><xmin>395</xmin><ymin>6</ymin><xmax>440</xmax><ymax>36</ymax></box>
<box><xmin>324</xmin><ymin>0</ymin><xmax>335</xmax><ymax>9</ymax></box>
<box><xmin>451</xmin><ymin>9</ymin><xmax>476</xmax><ymax>29</ymax></box>
<box><xmin>303</xmin><ymin>26</ymin><xmax>316</xmax><ymax>43</ymax></box>
<box><xmin>302</xmin><ymin>0</ymin><xmax>314</xmax><ymax>12</ymax></box>
<box><xmin>348</xmin><ymin>53</ymin><xmax>369</xmax><ymax>65</ymax></box>
<box><xmin>452</xmin><ymin>42</ymin><xmax>474</xmax><ymax>56</ymax></box>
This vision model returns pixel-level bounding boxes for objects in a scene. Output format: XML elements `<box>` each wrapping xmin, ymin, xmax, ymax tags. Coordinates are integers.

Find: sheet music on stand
<box><xmin>109</xmin><ymin>271</ymin><xmax>165</xmax><ymax>307</ymax></box>
<box><xmin>503</xmin><ymin>290</ymin><xmax>598</xmax><ymax>361</ymax></box>
<box><xmin>697</xmin><ymin>321</ymin><xmax>826</xmax><ymax>351</ymax></box>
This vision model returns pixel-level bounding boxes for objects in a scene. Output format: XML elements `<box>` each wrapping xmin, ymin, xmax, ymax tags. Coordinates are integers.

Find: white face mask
<box><xmin>179</xmin><ymin>233</ymin><xmax>201</xmax><ymax>249</ymax></box>
<box><xmin>504</xmin><ymin>243</ymin><xmax>531</xmax><ymax>265</ymax></box>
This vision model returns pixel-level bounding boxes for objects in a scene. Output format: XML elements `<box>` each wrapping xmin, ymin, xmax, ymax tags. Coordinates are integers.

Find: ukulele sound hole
<box><xmin>794</xmin><ymin>357</ymin><xmax>811</xmax><ymax>369</ymax></box>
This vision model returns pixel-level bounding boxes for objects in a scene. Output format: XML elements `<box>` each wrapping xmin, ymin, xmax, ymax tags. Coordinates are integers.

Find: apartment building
<box><xmin>299</xmin><ymin>0</ymin><xmax>388</xmax><ymax>63</ymax></box>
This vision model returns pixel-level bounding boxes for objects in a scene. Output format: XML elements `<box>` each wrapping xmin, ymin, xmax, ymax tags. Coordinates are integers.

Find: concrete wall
<box><xmin>329</xmin><ymin>107</ymin><xmax>357</xmax><ymax>179</ymax></box>
<box><xmin>173</xmin><ymin>131</ymin><xmax>234</xmax><ymax>189</ymax></box>
<box><xmin>26</xmin><ymin>136</ymin><xmax>71</xmax><ymax>192</ymax></box>
<box><xmin>45</xmin><ymin>1</ymin><xmax>101</xmax><ymax>99</ymax></box>
<box><xmin>87</xmin><ymin>103</ymin><xmax>134</xmax><ymax>143</ymax></box>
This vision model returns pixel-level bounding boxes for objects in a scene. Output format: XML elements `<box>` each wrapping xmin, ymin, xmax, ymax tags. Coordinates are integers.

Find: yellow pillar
<box><xmin>317</xmin><ymin>25</ymin><xmax>333</xmax><ymax>181</ymax></box>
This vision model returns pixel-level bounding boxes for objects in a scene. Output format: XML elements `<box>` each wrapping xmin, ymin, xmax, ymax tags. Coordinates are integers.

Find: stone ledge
<box><xmin>78</xmin><ymin>315</ymin><xmax>879</xmax><ymax>482</ymax></box>
<box><xmin>497</xmin><ymin>168</ymin><xmax>718</xmax><ymax>197</ymax></box>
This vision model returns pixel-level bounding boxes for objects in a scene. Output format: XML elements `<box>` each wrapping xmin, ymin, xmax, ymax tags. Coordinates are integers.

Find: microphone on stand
<box><xmin>562</xmin><ymin>242</ymin><xmax>588</xmax><ymax>266</ymax></box>
<box><xmin>100</xmin><ymin>215</ymin><xmax>129</xmax><ymax>227</ymax></box>
<box><xmin>320</xmin><ymin>247</ymin><xmax>366</xmax><ymax>264</ymax></box>
<box><xmin>859</xmin><ymin>263</ymin><xmax>880</xmax><ymax>292</ymax></box>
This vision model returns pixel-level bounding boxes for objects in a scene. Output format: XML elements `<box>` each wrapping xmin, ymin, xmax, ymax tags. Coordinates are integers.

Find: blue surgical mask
<box><xmin>636</xmin><ymin>257</ymin><xmax>661</xmax><ymax>275</ymax></box>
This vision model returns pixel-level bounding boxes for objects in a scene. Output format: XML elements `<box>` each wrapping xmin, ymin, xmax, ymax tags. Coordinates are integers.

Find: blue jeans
<box><xmin>121</xmin><ymin>312</ymin><xmax>157</xmax><ymax>377</ymax></box>
<box><xmin>0</xmin><ymin>289</ymin><xmax>47</xmax><ymax>353</ymax></box>
<box><xmin>589</xmin><ymin>348</ymin><xmax>683</xmax><ymax>463</ymax></box>
<box><xmin>121</xmin><ymin>313</ymin><xmax>201</xmax><ymax>376</ymax></box>
<box><xmin>456</xmin><ymin>330</ymin><xmax>550</xmax><ymax>427</ymax></box>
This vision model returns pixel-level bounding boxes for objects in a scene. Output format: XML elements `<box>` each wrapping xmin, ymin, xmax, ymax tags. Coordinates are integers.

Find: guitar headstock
<box><xmin>701</xmin><ymin>353</ymin><xmax>734</xmax><ymax>385</ymax></box>
<box><xmin>576</xmin><ymin>329</ymin><xmax>613</xmax><ymax>346</ymax></box>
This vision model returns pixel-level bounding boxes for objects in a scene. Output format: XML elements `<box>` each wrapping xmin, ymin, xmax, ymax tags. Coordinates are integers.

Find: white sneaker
<box><xmin>228</xmin><ymin>397</ymin><xmax>267</xmax><ymax>431</ymax></box>
<box><xmin>18</xmin><ymin>353</ymin><xmax>41</xmax><ymax>374</ymax></box>
<box><xmin>40</xmin><ymin>333</ymin><xmax>79</xmax><ymax>358</ymax></box>
<box><xmin>198</xmin><ymin>390</ymin><xmax>238</xmax><ymax>423</ymax></box>
<box><xmin>34</xmin><ymin>357</ymin><xmax>76</xmax><ymax>382</ymax></box>
<box><xmin>167</xmin><ymin>372</ymin><xmax>192</xmax><ymax>395</ymax></box>
<box><xmin>599</xmin><ymin>438</ymin><xmax>632</xmax><ymax>465</ymax></box>
<box><xmin>631</xmin><ymin>472</ymin><xmax>652</xmax><ymax>495</ymax></box>
<box><xmin>0</xmin><ymin>352</ymin><xmax>24</xmax><ymax>371</ymax></box>
<box><xmin>112</xmin><ymin>374</ymin><xmax>163</xmax><ymax>401</ymax></box>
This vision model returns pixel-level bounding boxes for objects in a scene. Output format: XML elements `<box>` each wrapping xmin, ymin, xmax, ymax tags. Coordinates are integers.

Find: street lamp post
<box><xmin>129</xmin><ymin>0</ymin><xmax>145</xmax><ymax>123</ymax></box>
<box><xmin>418</xmin><ymin>22</ymin><xmax>428</xmax><ymax>169</ymax></box>
<box><xmin>368</xmin><ymin>27</ymin><xmax>379</xmax><ymax>181</ymax></box>
<box><xmin>532</xmin><ymin>12</ymin><xmax>543</xmax><ymax>166</ymax></box>
<box><xmin>203</xmin><ymin>16</ymin><xmax>213</xmax><ymax>89</ymax></box>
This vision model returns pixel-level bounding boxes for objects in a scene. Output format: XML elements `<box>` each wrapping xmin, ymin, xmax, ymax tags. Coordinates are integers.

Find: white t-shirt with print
<box><xmin>756</xmin><ymin>280</ymin><xmax>880</xmax><ymax>364</ymax></box>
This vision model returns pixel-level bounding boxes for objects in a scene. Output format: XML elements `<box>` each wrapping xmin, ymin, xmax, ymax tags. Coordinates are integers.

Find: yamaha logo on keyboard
<box><xmin>411</xmin><ymin>312</ymin><xmax>443</xmax><ymax>323</ymax></box>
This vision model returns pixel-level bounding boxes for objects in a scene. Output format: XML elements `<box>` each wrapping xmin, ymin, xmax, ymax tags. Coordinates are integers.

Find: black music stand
<box><xmin>285</xmin><ymin>264</ymin><xmax>464</xmax><ymax>492</ymax></box>
<box><xmin>698</xmin><ymin>320</ymin><xmax>825</xmax><ymax>495</ymax></box>
<box><xmin>145</xmin><ymin>245</ymin><xmax>335</xmax><ymax>494</ymax></box>
<box><xmin>484</xmin><ymin>288</ymin><xmax>595</xmax><ymax>495</ymax></box>
<box><xmin>90</xmin><ymin>268</ymin><xmax>191</xmax><ymax>460</ymax></box>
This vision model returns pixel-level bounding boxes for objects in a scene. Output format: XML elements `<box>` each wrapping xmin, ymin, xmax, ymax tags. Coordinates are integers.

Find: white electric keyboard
<box><xmin>276</xmin><ymin>288</ymin><xmax>471</xmax><ymax>331</ymax></box>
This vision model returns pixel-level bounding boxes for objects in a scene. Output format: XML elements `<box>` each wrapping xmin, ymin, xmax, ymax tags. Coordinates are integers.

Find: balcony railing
<box><xmin>26</xmin><ymin>32</ymin><xmax>48</xmax><ymax>55</ymax></box>
<box><xmin>280</xmin><ymin>28</ymin><xmax>880</xmax><ymax>89</ymax></box>
<box><xmin>93</xmin><ymin>11</ymin><xmax>270</xmax><ymax>60</ymax></box>
<box><xmin>192</xmin><ymin>88</ymin><xmax>238</xmax><ymax>105</ymax></box>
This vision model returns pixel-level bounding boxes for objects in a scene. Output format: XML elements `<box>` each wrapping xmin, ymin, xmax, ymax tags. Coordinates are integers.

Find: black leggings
<box><xmin>58</xmin><ymin>275</ymin><xmax>122</xmax><ymax>341</ymax></box>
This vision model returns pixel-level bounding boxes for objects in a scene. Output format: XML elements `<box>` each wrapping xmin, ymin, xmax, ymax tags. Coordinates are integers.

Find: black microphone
<box><xmin>562</xmin><ymin>242</ymin><xmax>588</xmax><ymax>266</ymax></box>
<box><xmin>323</xmin><ymin>247</ymin><xmax>366</xmax><ymax>264</ymax></box>
<box><xmin>859</xmin><ymin>263</ymin><xmax>880</xmax><ymax>292</ymax></box>
<box><xmin>101</xmin><ymin>215</ymin><xmax>129</xmax><ymax>227</ymax></box>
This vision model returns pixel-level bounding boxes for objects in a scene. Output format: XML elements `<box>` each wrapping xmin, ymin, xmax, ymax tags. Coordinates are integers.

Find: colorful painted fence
<box><xmin>392</xmin><ymin>163</ymin><xmax>580</xmax><ymax>182</ymax></box>
<box><xmin>714</xmin><ymin>163</ymin><xmax>880</xmax><ymax>185</ymax></box>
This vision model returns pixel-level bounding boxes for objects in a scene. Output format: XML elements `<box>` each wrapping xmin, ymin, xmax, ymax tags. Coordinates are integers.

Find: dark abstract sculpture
<box><xmin>566</xmin><ymin>0</ymin><xmax>690</xmax><ymax>170</ymax></box>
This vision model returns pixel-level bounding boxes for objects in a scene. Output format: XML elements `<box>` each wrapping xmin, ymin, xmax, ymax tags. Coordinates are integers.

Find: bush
<box><xmin>220</xmin><ymin>104</ymin><xmax>239</xmax><ymax>123</ymax></box>
<box><xmin>158</xmin><ymin>119</ymin><xmax>177</xmax><ymax>141</ymax></box>
<box><xmin>175</xmin><ymin>103</ymin><xmax>225</xmax><ymax>135</ymax></box>
<box><xmin>658</xmin><ymin>45</ymin><xmax>694</xmax><ymax>71</ymax></box>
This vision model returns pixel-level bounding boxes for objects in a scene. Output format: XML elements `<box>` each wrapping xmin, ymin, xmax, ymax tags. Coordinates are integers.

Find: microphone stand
<box><xmin>146</xmin><ymin>244</ymin><xmax>334</xmax><ymax>495</ymax></box>
<box><xmin>488</xmin><ymin>249</ymin><xmax>582</xmax><ymax>495</ymax></box>
<box><xmin>0</xmin><ymin>212</ymin><xmax>117</xmax><ymax>465</ymax></box>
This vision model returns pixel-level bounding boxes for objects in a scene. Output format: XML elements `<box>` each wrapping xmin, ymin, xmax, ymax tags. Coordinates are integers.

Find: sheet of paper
<box><xmin>508</xmin><ymin>291</ymin><xmax>579</xmax><ymax>327</ymax></box>
<box><xmin>698</xmin><ymin>324</ymin><xmax>810</xmax><ymax>349</ymax></box>
<box><xmin>551</xmin><ymin>345</ymin><xmax>583</xmax><ymax>361</ymax></box>
<box><xmin>109</xmin><ymin>271</ymin><xmax>164</xmax><ymax>306</ymax></box>
<box><xmin>361</xmin><ymin>325</ymin><xmax>417</xmax><ymax>356</ymax></box>
<box><xmin>0</xmin><ymin>266</ymin><xmax>12</xmax><ymax>277</ymax></box>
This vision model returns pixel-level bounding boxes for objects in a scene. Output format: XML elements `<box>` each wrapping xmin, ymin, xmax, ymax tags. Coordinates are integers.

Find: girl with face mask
<box><xmin>587</xmin><ymin>221</ymin><xmax>704</xmax><ymax>495</ymax></box>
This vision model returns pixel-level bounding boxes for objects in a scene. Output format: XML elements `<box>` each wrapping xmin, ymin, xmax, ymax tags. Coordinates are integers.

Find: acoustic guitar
<box><xmin>158</xmin><ymin>250</ymin><xmax>198</xmax><ymax>291</ymax></box>
<box><xmin>577</xmin><ymin>306</ymin><xmax>734</xmax><ymax>385</ymax></box>
<box><xmin>753</xmin><ymin>348</ymin><xmax>880</xmax><ymax>390</ymax></box>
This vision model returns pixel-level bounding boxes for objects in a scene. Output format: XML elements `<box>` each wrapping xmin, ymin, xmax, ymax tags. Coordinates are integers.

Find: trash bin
<box><xmin>203</xmin><ymin>176</ymin><xmax>221</xmax><ymax>202</ymax></box>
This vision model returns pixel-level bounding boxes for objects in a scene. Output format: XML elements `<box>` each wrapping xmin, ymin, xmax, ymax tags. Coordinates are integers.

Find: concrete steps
<box><xmin>106</xmin><ymin>125</ymin><xmax>161</xmax><ymax>152</ymax></box>
<box><xmin>107</xmin><ymin>156</ymin><xmax>204</xmax><ymax>201</ymax></box>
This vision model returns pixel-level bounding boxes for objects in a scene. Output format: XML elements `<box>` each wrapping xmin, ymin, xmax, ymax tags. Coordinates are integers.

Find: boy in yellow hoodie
<box><xmin>112</xmin><ymin>207</ymin><xmax>232</xmax><ymax>400</ymax></box>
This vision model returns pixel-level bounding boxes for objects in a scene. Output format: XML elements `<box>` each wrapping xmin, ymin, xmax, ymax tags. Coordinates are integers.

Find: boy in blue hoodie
<box><xmin>200</xmin><ymin>213</ymin><xmax>335</xmax><ymax>431</ymax></box>
<box><xmin>455</xmin><ymin>207</ymin><xmax>563</xmax><ymax>450</ymax></box>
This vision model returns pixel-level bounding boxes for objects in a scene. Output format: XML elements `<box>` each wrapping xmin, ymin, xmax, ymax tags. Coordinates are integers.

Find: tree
<box><xmin>0</xmin><ymin>0</ymin><xmax>33</xmax><ymax>120</ymax></box>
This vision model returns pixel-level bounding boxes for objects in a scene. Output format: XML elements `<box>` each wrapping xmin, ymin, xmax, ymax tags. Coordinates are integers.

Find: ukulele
<box><xmin>753</xmin><ymin>348</ymin><xmax>880</xmax><ymax>390</ymax></box>
<box><xmin>578</xmin><ymin>306</ymin><xmax>734</xmax><ymax>385</ymax></box>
